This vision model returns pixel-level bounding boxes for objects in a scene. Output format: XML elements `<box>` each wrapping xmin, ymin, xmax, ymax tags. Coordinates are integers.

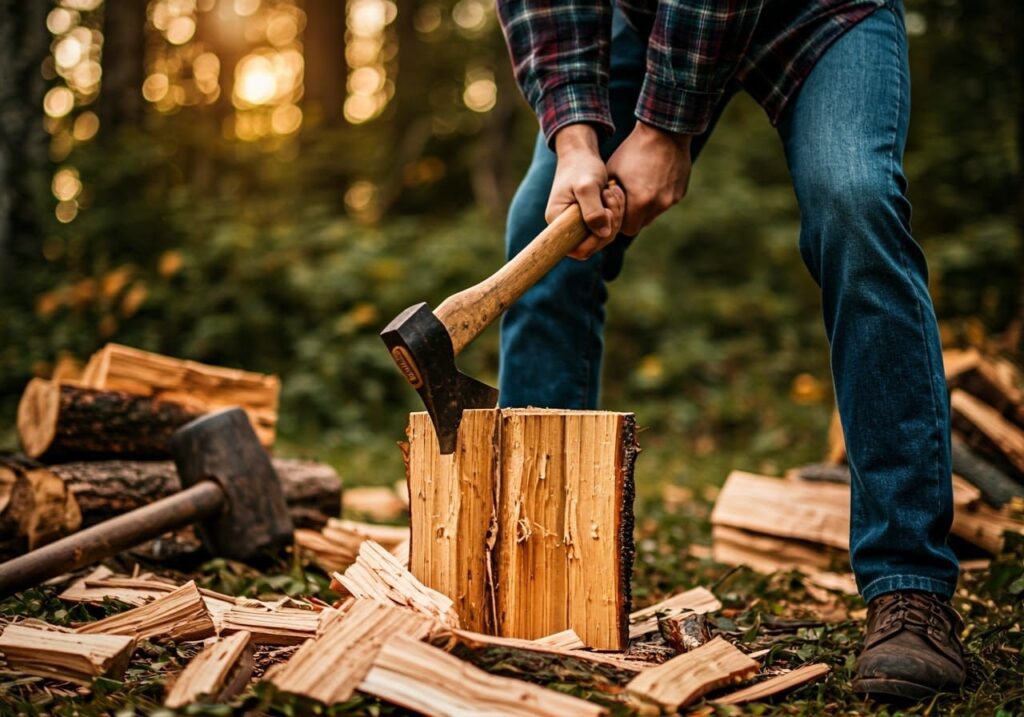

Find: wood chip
<box><xmin>343</xmin><ymin>486</ymin><xmax>407</xmax><ymax>521</ymax></box>
<box><xmin>219</xmin><ymin>605</ymin><xmax>331</xmax><ymax>646</ymax></box>
<box><xmin>0</xmin><ymin>623</ymin><xmax>135</xmax><ymax>684</ymax></box>
<box><xmin>713</xmin><ymin>663</ymin><xmax>831</xmax><ymax>705</ymax></box>
<box><xmin>266</xmin><ymin>599</ymin><xmax>436</xmax><ymax>704</ymax></box>
<box><xmin>164</xmin><ymin>631</ymin><xmax>254</xmax><ymax>708</ymax></box>
<box><xmin>658</xmin><ymin>610</ymin><xmax>710</xmax><ymax>653</ymax></box>
<box><xmin>331</xmin><ymin>540</ymin><xmax>460</xmax><ymax>628</ymax></box>
<box><xmin>76</xmin><ymin>580</ymin><xmax>215</xmax><ymax>642</ymax></box>
<box><xmin>626</xmin><ymin>636</ymin><xmax>758</xmax><ymax>711</ymax></box>
<box><xmin>296</xmin><ymin>519</ymin><xmax>410</xmax><ymax>574</ymax></box>
<box><xmin>359</xmin><ymin>634</ymin><xmax>607</xmax><ymax>717</ymax></box>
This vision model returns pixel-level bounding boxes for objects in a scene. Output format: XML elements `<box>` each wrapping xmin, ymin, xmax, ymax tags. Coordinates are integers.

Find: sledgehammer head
<box><xmin>380</xmin><ymin>302</ymin><xmax>498</xmax><ymax>454</ymax></box>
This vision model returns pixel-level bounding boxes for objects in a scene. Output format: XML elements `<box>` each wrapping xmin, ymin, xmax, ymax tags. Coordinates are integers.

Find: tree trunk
<box><xmin>99</xmin><ymin>0</ymin><xmax>147</xmax><ymax>132</ymax></box>
<box><xmin>302</xmin><ymin>0</ymin><xmax>346</xmax><ymax>127</ymax></box>
<box><xmin>0</xmin><ymin>0</ymin><xmax>50</xmax><ymax>282</ymax></box>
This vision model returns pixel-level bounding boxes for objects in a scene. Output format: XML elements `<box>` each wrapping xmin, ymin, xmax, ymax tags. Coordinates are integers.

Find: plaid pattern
<box><xmin>498</xmin><ymin>0</ymin><xmax>886</xmax><ymax>143</ymax></box>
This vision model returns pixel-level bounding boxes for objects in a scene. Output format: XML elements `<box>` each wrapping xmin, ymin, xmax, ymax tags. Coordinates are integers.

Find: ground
<box><xmin>0</xmin><ymin>447</ymin><xmax>1021</xmax><ymax>717</ymax></box>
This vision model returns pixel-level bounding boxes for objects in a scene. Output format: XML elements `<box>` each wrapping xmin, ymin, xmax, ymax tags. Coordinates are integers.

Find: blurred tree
<box><xmin>302</xmin><ymin>0</ymin><xmax>346</xmax><ymax>128</ymax></box>
<box><xmin>0</xmin><ymin>0</ymin><xmax>49</xmax><ymax>282</ymax></box>
<box><xmin>99</xmin><ymin>0</ymin><xmax>147</xmax><ymax>131</ymax></box>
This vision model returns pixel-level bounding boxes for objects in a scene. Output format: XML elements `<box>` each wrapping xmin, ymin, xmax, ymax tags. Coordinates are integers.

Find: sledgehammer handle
<box><xmin>435</xmin><ymin>204</ymin><xmax>589</xmax><ymax>354</ymax></box>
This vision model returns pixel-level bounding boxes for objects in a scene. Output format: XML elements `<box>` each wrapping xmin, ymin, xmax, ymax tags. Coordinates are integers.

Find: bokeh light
<box><xmin>463</xmin><ymin>70</ymin><xmax>496</xmax><ymax>112</ymax></box>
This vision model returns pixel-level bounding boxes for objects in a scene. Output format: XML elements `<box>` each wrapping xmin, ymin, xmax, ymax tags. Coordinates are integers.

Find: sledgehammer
<box><xmin>381</xmin><ymin>194</ymin><xmax>611</xmax><ymax>454</ymax></box>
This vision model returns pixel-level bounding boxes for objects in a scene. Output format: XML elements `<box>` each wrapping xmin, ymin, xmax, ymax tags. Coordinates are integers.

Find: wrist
<box><xmin>554</xmin><ymin>124</ymin><xmax>600</xmax><ymax>157</ymax></box>
<box><xmin>635</xmin><ymin>120</ymin><xmax>692</xmax><ymax>152</ymax></box>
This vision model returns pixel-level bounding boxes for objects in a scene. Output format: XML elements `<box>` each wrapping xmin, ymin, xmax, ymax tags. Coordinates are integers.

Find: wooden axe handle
<box><xmin>435</xmin><ymin>201</ymin><xmax>596</xmax><ymax>355</ymax></box>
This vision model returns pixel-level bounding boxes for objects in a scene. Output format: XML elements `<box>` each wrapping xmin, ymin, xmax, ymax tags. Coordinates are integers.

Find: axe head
<box><xmin>380</xmin><ymin>302</ymin><xmax>498</xmax><ymax>454</ymax></box>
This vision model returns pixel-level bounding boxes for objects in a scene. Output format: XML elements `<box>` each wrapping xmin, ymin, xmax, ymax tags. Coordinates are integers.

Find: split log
<box><xmin>295</xmin><ymin>519</ymin><xmax>408</xmax><ymax>574</ymax></box>
<box><xmin>0</xmin><ymin>623</ymin><xmax>135</xmax><ymax>684</ymax></box>
<box><xmin>164</xmin><ymin>631</ymin><xmax>254</xmax><ymax>708</ymax></box>
<box><xmin>219</xmin><ymin>605</ymin><xmax>333</xmax><ymax>646</ymax></box>
<box><xmin>76</xmin><ymin>580</ymin><xmax>216</xmax><ymax>642</ymax></box>
<box><xmin>359</xmin><ymin>634</ymin><xmax>607</xmax><ymax>717</ymax></box>
<box><xmin>330</xmin><ymin>540</ymin><xmax>460</xmax><ymax>628</ymax></box>
<box><xmin>265</xmin><ymin>599</ymin><xmax>437</xmax><ymax>704</ymax></box>
<box><xmin>342</xmin><ymin>486</ymin><xmax>407</xmax><ymax>521</ymax></box>
<box><xmin>17</xmin><ymin>379</ymin><xmax>201</xmax><ymax>460</ymax></box>
<box><xmin>713</xmin><ymin>663</ymin><xmax>831</xmax><ymax>705</ymax></box>
<box><xmin>950</xmin><ymin>389</ymin><xmax>1024</xmax><ymax>479</ymax></box>
<box><xmin>50</xmin><ymin>458</ymin><xmax>340</xmax><ymax>530</ymax></box>
<box><xmin>407</xmin><ymin>408</ymin><xmax>637</xmax><ymax>649</ymax></box>
<box><xmin>435</xmin><ymin>628</ymin><xmax>650</xmax><ymax>689</ymax></box>
<box><xmin>711</xmin><ymin>471</ymin><xmax>850</xmax><ymax>550</ymax></box>
<box><xmin>951</xmin><ymin>476</ymin><xmax>1024</xmax><ymax>554</ymax></box>
<box><xmin>625</xmin><ymin>636</ymin><xmax>758</xmax><ymax>711</ymax></box>
<box><xmin>80</xmin><ymin>343</ymin><xmax>279</xmax><ymax>447</ymax></box>
<box><xmin>945</xmin><ymin>349</ymin><xmax>1024</xmax><ymax>429</ymax></box>
<box><xmin>711</xmin><ymin>525</ymin><xmax>845</xmax><ymax>574</ymax></box>
<box><xmin>0</xmin><ymin>454</ymin><xmax>81</xmax><ymax>556</ymax></box>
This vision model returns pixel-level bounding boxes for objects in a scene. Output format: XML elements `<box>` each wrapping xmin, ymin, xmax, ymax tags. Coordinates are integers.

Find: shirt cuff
<box><xmin>635</xmin><ymin>74</ymin><xmax>721</xmax><ymax>135</ymax></box>
<box><xmin>535</xmin><ymin>82</ymin><xmax>615</xmax><ymax>148</ymax></box>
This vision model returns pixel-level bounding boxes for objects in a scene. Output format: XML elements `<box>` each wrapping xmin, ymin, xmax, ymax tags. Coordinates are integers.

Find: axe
<box><xmin>380</xmin><ymin>198</ymin><xmax>606</xmax><ymax>454</ymax></box>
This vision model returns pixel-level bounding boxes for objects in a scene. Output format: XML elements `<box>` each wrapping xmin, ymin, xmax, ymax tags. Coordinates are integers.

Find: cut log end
<box><xmin>16</xmin><ymin>379</ymin><xmax>60</xmax><ymax>460</ymax></box>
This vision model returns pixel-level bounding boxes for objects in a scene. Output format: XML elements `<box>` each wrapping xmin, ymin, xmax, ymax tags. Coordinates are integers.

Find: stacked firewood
<box><xmin>712</xmin><ymin>348</ymin><xmax>1024</xmax><ymax>582</ymax></box>
<box><xmin>2</xmin><ymin>343</ymin><xmax>341</xmax><ymax>560</ymax></box>
<box><xmin>0</xmin><ymin>539</ymin><xmax>835</xmax><ymax>712</ymax></box>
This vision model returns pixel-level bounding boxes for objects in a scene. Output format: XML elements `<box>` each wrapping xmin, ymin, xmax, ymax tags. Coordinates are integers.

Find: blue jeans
<box><xmin>498</xmin><ymin>0</ymin><xmax>959</xmax><ymax>602</ymax></box>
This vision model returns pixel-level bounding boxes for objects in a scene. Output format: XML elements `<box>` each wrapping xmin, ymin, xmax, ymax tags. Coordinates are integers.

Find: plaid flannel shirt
<box><xmin>497</xmin><ymin>0</ymin><xmax>886</xmax><ymax>144</ymax></box>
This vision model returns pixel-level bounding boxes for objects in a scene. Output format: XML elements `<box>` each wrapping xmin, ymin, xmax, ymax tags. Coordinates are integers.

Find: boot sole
<box><xmin>852</xmin><ymin>677</ymin><xmax>938</xmax><ymax>703</ymax></box>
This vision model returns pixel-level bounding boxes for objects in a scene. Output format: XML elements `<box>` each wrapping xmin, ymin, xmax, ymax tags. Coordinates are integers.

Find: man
<box><xmin>496</xmin><ymin>0</ymin><xmax>965</xmax><ymax>703</ymax></box>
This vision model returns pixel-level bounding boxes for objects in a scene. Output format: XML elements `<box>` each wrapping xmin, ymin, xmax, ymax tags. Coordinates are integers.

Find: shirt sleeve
<box><xmin>638</xmin><ymin>0</ymin><xmax>764</xmax><ymax>134</ymax></box>
<box><xmin>496</xmin><ymin>0</ymin><xmax>614</xmax><ymax>146</ymax></box>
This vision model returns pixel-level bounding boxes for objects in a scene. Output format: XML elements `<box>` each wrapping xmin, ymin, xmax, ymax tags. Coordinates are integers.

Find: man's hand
<box><xmin>606</xmin><ymin>121</ymin><xmax>693</xmax><ymax>236</ymax></box>
<box><xmin>549</xmin><ymin>125</ymin><xmax>626</xmax><ymax>260</ymax></box>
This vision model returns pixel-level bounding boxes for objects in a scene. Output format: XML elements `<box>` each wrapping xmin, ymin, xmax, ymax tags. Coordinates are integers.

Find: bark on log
<box><xmin>0</xmin><ymin>454</ymin><xmax>81</xmax><ymax>556</ymax></box>
<box><xmin>51</xmin><ymin>458</ymin><xmax>340</xmax><ymax>529</ymax></box>
<box><xmin>17</xmin><ymin>379</ymin><xmax>202</xmax><ymax>461</ymax></box>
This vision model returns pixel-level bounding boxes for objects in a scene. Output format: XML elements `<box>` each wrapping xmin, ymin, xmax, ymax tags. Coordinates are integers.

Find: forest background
<box><xmin>0</xmin><ymin>0</ymin><xmax>1020</xmax><ymax>491</ymax></box>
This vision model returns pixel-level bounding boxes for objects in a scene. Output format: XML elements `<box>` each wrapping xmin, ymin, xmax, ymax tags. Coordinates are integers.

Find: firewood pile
<box><xmin>711</xmin><ymin>348</ymin><xmax>1024</xmax><ymax>583</ymax></box>
<box><xmin>0</xmin><ymin>539</ymin><xmax>833</xmax><ymax>712</ymax></box>
<box><xmin>2</xmin><ymin>343</ymin><xmax>342</xmax><ymax>562</ymax></box>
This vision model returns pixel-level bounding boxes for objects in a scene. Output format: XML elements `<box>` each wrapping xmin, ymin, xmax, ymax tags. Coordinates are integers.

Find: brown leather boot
<box><xmin>853</xmin><ymin>591</ymin><xmax>966</xmax><ymax>702</ymax></box>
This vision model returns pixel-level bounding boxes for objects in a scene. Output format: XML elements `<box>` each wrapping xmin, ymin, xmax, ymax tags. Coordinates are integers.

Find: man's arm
<box><xmin>607</xmin><ymin>0</ymin><xmax>764</xmax><ymax>236</ymax></box>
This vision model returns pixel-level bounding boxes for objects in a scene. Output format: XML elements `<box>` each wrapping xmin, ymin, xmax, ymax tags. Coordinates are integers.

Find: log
<box><xmin>625</xmin><ymin>636</ymin><xmax>758</xmax><ymax>711</ymax></box>
<box><xmin>406</xmin><ymin>408</ymin><xmax>637</xmax><ymax>649</ymax></box>
<box><xmin>945</xmin><ymin>349</ymin><xmax>1024</xmax><ymax>429</ymax></box>
<box><xmin>265</xmin><ymin>599</ymin><xmax>438</xmax><ymax>704</ymax></box>
<box><xmin>952</xmin><ymin>436</ymin><xmax>1024</xmax><ymax>507</ymax></box>
<box><xmin>342</xmin><ymin>486</ymin><xmax>407</xmax><ymax>521</ymax></box>
<box><xmin>0</xmin><ymin>623</ymin><xmax>135</xmax><ymax>685</ymax></box>
<box><xmin>50</xmin><ymin>457</ymin><xmax>340</xmax><ymax>530</ymax></box>
<box><xmin>80</xmin><ymin>343</ymin><xmax>279</xmax><ymax>447</ymax></box>
<box><xmin>17</xmin><ymin>379</ymin><xmax>201</xmax><ymax>461</ymax></box>
<box><xmin>76</xmin><ymin>580</ymin><xmax>216</xmax><ymax>642</ymax></box>
<box><xmin>0</xmin><ymin>454</ymin><xmax>81</xmax><ymax>556</ymax></box>
<box><xmin>713</xmin><ymin>663</ymin><xmax>831</xmax><ymax>705</ymax></box>
<box><xmin>359</xmin><ymin>634</ymin><xmax>607</xmax><ymax>717</ymax></box>
<box><xmin>950</xmin><ymin>389</ymin><xmax>1024</xmax><ymax>479</ymax></box>
<box><xmin>164</xmin><ymin>631</ymin><xmax>254</xmax><ymax>708</ymax></box>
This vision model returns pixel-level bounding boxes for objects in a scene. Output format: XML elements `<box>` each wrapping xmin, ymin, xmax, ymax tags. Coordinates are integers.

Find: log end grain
<box><xmin>17</xmin><ymin>379</ymin><xmax>60</xmax><ymax>460</ymax></box>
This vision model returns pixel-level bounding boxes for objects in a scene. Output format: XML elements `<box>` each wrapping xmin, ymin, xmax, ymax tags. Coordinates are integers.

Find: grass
<box><xmin>0</xmin><ymin>442</ymin><xmax>1021</xmax><ymax>716</ymax></box>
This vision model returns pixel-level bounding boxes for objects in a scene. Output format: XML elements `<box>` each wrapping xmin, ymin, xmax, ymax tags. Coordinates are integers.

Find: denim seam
<box><xmin>882</xmin><ymin>7</ymin><xmax>948</xmax><ymax>554</ymax></box>
<box><xmin>860</xmin><ymin>574</ymin><xmax>957</xmax><ymax>602</ymax></box>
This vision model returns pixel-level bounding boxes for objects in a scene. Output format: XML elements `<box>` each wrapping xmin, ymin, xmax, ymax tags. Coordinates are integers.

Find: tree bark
<box><xmin>302</xmin><ymin>0</ymin><xmax>346</xmax><ymax>127</ymax></box>
<box><xmin>18</xmin><ymin>379</ymin><xmax>203</xmax><ymax>461</ymax></box>
<box><xmin>99</xmin><ymin>0</ymin><xmax>147</xmax><ymax>132</ymax></box>
<box><xmin>0</xmin><ymin>454</ymin><xmax>82</xmax><ymax>558</ymax></box>
<box><xmin>0</xmin><ymin>0</ymin><xmax>50</xmax><ymax>281</ymax></box>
